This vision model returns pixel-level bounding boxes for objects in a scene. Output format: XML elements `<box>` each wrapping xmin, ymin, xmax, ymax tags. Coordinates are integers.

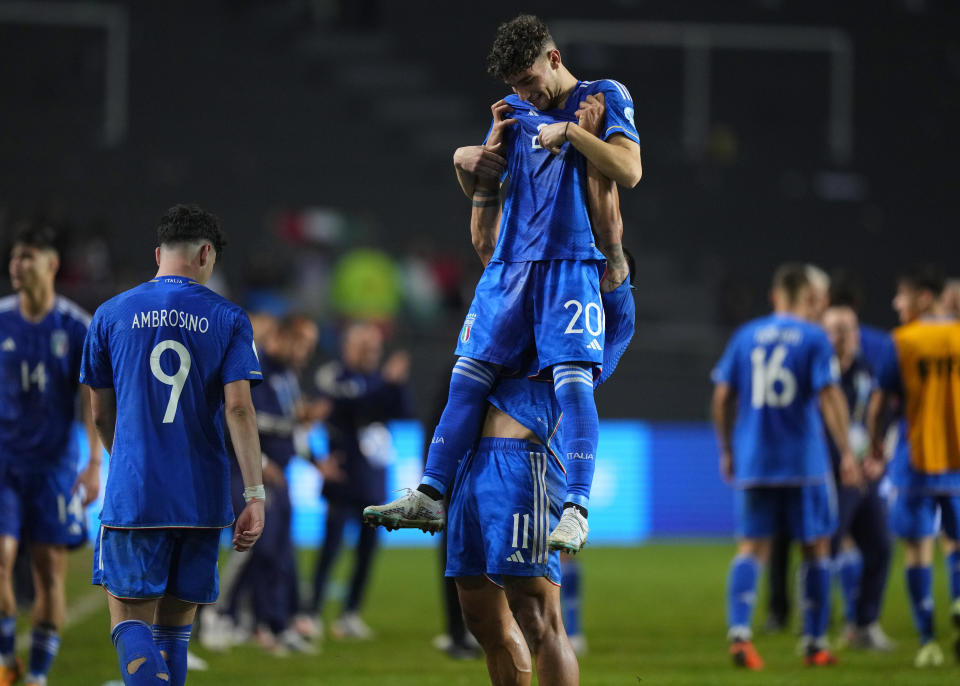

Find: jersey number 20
<box><xmin>750</xmin><ymin>345</ymin><xmax>797</xmax><ymax>408</ymax></box>
<box><xmin>150</xmin><ymin>340</ymin><xmax>192</xmax><ymax>423</ymax></box>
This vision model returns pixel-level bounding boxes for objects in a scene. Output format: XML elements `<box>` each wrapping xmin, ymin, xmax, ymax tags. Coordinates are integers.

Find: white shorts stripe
<box><xmin>528</xmin><ymin>453</ymin><xmax>540</xmax><ymax>563</ymax></box>
<box><xmin>538</xmin><ymin>453</ymin><xmax>549</xmax><ymax>564</ymax></box>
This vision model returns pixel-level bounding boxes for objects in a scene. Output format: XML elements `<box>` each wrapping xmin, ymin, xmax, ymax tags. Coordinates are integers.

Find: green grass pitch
<box><xmin>40</xmin><ymin>542</ymin><xmax>960</xmax><ymax>684</ymax></box>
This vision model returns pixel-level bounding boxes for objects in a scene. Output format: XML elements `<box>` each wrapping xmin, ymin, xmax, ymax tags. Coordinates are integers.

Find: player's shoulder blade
<box><xmin>589</xmin><ymin>78</ymin><xmax>633</xmax><ymax>101</ymax></box>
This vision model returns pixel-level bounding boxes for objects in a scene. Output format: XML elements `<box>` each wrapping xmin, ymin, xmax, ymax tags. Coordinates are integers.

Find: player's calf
<box><xmin>111</xmin><ymin>620</ymin><xmax>171</xmax><ymax>684</ymax></box>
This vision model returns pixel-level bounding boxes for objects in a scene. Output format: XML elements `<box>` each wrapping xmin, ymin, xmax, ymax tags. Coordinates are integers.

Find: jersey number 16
<box><xmin>750</xmin><ymin>345</ymin><xmax>797</xmax><ymax>409</ymax></box>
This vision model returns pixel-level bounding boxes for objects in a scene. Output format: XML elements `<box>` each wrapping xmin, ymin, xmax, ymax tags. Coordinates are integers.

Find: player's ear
<box><xmin>155</xmin><ymin>246</ymin><xmax>162</xmax><ymax>267</ymax></box>
<box><xmin>199</xmin><ymin>243</ymin><xmax>212</xmax><ymax>267</ymax></box>
<box><xmin>547</xmin><ymin>48</ymin><xmax>561</xmax><ymax>70</ymax></box>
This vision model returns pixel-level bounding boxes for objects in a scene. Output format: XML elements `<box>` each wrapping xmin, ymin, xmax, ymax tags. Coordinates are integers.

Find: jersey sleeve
<box><xmin>810</xmin><ymin>332</ymin><xmax>841</xmax><ymax>392</ymax></box>
<box><xmin>595</xmin><ymin>80</ymin><xmax>640</xmax><ymax>146</ymax></box>
<box><xmin>875</xmin><ymin>334</ymin><xmax>903</xmax><ymax>395</ymax></box>
<box><xmin>711</xmin><ymin>330</ymin><xmax>741</xmax><ymax>389</ymax></box>
<box><xmin>221</xmin><ymin>311</ymin><xmax>263</xmax><ymax>386</ymax></box>
<box><xmin>79</xmin><ymin>308</ymin><xmax>113</xmax><ymax>388</ymax></box>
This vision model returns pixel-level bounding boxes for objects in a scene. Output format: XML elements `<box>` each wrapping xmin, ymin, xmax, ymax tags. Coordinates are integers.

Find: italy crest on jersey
<box><xmin>51</xmin><ymin>330</ymin><xmax>69</xmax><ymax>358</ymax></box>
<box><xmin>461</xmin><ymin>314</ymin><xmax>477</xmax><ymax>343</ymax></box>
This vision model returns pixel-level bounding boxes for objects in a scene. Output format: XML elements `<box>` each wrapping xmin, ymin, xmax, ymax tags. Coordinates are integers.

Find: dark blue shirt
<box><xmin>827</xmin><ymin>355</ymin><xmax>875</xmax><ymax>481</ymax></box>
<box><xmin>314</xmin><ymin>361</ymin><xmax>414</xmax><ymax>504</ymax></box>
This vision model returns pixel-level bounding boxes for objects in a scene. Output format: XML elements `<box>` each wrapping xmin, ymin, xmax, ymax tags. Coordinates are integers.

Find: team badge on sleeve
<box><xmin>461</xmin><ymin>313</ymin><xmax>477</xmax><ymax>343</ymax></box>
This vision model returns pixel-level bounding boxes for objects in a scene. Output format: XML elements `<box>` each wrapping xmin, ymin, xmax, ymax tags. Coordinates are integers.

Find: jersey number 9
<box><xmin>150</xmin><ymin>340</ymin><xmax>192</xmax><ymax>423</ymax></box>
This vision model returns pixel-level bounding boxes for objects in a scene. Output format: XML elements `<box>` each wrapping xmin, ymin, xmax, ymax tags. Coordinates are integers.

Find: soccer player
<box><xmin>447</xmin><ymin>259</ymin><xmax>635</xmax><ymax>686</ymax></box>
<box><xmin>79</xmin><ymin>205</ymin><xmax>265</xmax><ymax>686</ymax></box>
<box><xmin>867</xmin><ymin>264</ymin><xmax>960</xmax><ymax>668</ymax></box>
<box><xmin>821</xmin><ymin>304</ymin><xmax>893</xmax><ymax>651</ymax></box>
<box><xmin>0</xmin><ymin>223</ymin><xmax>102</xmax><ymax>686</ymax></box>
<box><xmin>712</xmin><ymin>263</ymin><xmax>858</xmax><ymax>669</ymax></box>
<box><xmin>365</xmin><ymin>15</ymin><xmax>640</xmax><ymax>554</ymax></box>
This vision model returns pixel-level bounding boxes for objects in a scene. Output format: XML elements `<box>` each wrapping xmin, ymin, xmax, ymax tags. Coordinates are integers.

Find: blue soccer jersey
<box><xmin>79</xmin><ymin>277</ymin><xmax>262</xmax><ymax>528</ymax></box>
<box><xmin>711</xmin><ymin>313</ymin><xmax>840</xmax><ymax>486</ymax></box>
<box><xmin>487</xmin><ymin>281</ymin><xmax>636</xmax><ymax>463</ymax></box>
<box><xmin>489</xmin><ymin>79</ymin><xmax>640</xmax><ymax>264</ymax></box>
<box><xmin>0</xmin><ymin>295</ymin><xmax>90</xmax><ymax>473</ymax></box>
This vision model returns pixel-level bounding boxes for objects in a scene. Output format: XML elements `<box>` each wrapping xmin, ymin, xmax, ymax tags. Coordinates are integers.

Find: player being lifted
<box><xmin>712</xmin><ymin>263</ymin><xmax>859</xmax><ymax>669</ymax></box>
<box><xmin>868</xmin><ymin>265</ymin><xmax>960</xmax><ymax>668</ymax></box>
<box><xmin>80</xmin><ymin>205</ymin><xmax>265</xmax><ymax>686</ymax></box>
<box><xmin>364</xmin><ymin>14</ymin><xmax>641</xmax><ymax>554</ymax></box>
<box><xmin>0</xmin><ymin>224</ymin><xmax>101</xmax><ymax>686</ymax></box>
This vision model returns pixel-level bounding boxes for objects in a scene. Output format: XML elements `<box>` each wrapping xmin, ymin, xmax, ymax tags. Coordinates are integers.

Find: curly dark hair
<box><xmin>12</xmin><ymin>221</ymin><xmax>58</xmax><ymax>252</ymax></box>
<box><xmin>485</xmin><ymin>14</ymin><xmax>554</xmax><ymax>80</ymax></box>
<box><xmin>156</xmin><ymin>204</ymin><xmax>226</xmax><ymax>255</ymax></box>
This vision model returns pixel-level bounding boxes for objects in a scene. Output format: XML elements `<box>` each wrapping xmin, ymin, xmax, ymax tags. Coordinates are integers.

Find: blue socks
<box><xmin>420</xmin><ymin>358</ymin><xmax>497</xmax><ymax>496</ymax></box>
<box><xmin>111</xmin><ymin>620</ymin><xmax>169</xmax><ymax>685</ymax></box>
<box><xmin>153</xmin><ymin>624</ymin><xmax>192</xmax><ymax>686</ymax></box>
<box><xmin>26</xmin><ymin>623</ymin><xmax>60</xmax><ymax>683</ymax></box>
<box><xmin>552</xmin><ymin>364</ymin><xmax>599</xmax><ymax>509</ymax></box>
<box><xmin>561</xmin><ymin>560</ymin><xmax>582</xmax><ymax>637</ymax></box>
<box><xmin>0</xmin><ymin>615</ymin><xmax>15</xmax><ymax>666</ymax></box>
<box><xmin>835</xmin><ymin>549</ymin><xmax>863</xmax><ymax>624</ymax></box>
<box><xmin>906</xmin><ymin>565</ymin><xmax>935</xmax><ymax>643</ymax></box>
<box><xmin>802</xmin><ymin>559</ymin><xmax>831</xmax><ymax>642</ymax></box>
<box><xmin>947</xmin><ymin>551</ymin><xmax>960</xmax><ymax>602</ymax></box>
<box><xmin>726</xmin><ymin>555</ymin><xmax>759</xmax><ymax>639</ymax></box>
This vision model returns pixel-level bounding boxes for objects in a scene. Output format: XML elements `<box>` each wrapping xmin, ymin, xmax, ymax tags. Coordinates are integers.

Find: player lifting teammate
<box><xmin>364</xmin><ymin>14</ymin><xmax>641</xmax><ymax>554</ymax></box>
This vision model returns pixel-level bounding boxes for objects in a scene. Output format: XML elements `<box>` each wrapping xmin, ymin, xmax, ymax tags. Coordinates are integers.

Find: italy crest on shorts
<box><xmin>461</xmin><ymin>313</ymin><xmax>477</xmax><ymax>343</ymax></box>
<box><xmin>51</xmin><ymin>330</ymin><xmax>69</xmax><ymax>358</ymax></box>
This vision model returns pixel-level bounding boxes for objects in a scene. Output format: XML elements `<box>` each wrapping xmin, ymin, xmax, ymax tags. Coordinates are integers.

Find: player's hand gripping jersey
<box><xmin>712</xmin><ymin>314</ymin><xmax>840</xmax><ymax>487</ymax></box>
<box><xmin>876</xmin><ymin>317</ymin><xmax>960</xmax><ymax>493</ymax></box>
<box><xmin>0</xmin><ymin>295</ymin><xmax>90</xmax><ymax>472</ymax></box>
<box><xmin>490</xmin><ymin>79</ymin><xmax>639</xmax><ymax>264</ymax></box>
<box><xmin>80</xmin><ymin>277</ymin><xmax>262</xmax><ymax>528</ymax></box>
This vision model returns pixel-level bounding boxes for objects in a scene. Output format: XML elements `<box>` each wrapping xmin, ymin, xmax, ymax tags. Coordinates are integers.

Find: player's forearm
<box><xmin>87</xmin><ymin>386</ymin><xmax>116</xmax><ymax>455</ymax></box>
<box><xmin>866</xmin><ymin>389</ymin><xmax>888</xmax><ymax>456</ymax></box>
<box><xmin>471</xmin><ymin>188</ymin><xmax>501</xmax><ymax>267</ymax></box>
<box><xmin>566</xmin><ymin>125</ymin><xmax>642</xmax><ymax>188</ymax></box>
<box><xmin>819</xmin><ymin>385</ymin><xmax>852</xmax><ymax>455</ymax></box>
<box><xmin>711</xmin><ymin>385</ymin><xmax>735</xmax><ymax>453</ymax></box>
<box><xmin>225</xmin><ymin>405</ymin><xmax>264</xmax><ymax>490</ymax></box>
<box><xmin>586</xmin><ymin>163</ymin><xmax>627</xmax><ymax>280</ymax></box>
<box><xmin>81</xmin><ymin>390</ymin><xmax>103</xmax><ymax>467</ymax></box>
<box><xmin>455</xmin><ymin>165</ymin><xmax>477</xmax><ymax>199</ymax></box>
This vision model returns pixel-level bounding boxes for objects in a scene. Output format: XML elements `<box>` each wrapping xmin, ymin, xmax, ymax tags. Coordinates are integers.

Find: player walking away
<box><xmin>867</xmin><ymin>264</ymin><xmax>960</xmax><ymax>668</ymax></box>
<box><xmin>0</xmin><ymin>224</ymin><xmax>102</xmax><ymax>686</ymax></box>
<box><xmin>712</xmin><ymin>263</ymin><xmax>859</xmax><ymax>669</ymax></box>
<box><xmin>821</xmin><ymin>305</ymin><xmax>894</xmax><ymax>651</ymax></box>
<box><xmin>79</xmin><ymin>205</ymin><xmax>265</xmax><ymax>686</ymax></box>
<box><xmin>364</xmin><ymin>15</ymin><xmax>640</xmax><ymax>555</ymax></box>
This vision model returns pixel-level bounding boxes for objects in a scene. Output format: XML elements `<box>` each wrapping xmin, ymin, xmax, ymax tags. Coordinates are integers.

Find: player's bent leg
<box><xmin>503</xmin><ymin>575</ymin><xmax>578</xmax><ymax>686</ymax></box>
<box><xmin>363</xmin><ymin>357</ymin><xmax>498</xmax><ymax>532</ymax></box>
<box><xmin>25</xmin><ymin>544</ymin><xmax>67</xmax><ymax>686</ymax></box>
<box><xmin>456</xmin><ymin>576</ymin><xmax>532</xmax><ymax>686</ymax></box>
<box><xmin>107</xmin><ymin>595</ymin><xmax>170</xmax><ymax>685</ymax></box>
<box><xmin>726</xmin><ymin>538</ymin><xmax>768</xmax><ymax>670</ymax></box>
<box><xmin>153</xmin><ymin>595</ymin><xmax>198</xmax><ymax>686</ymax></box>
<box><xmin>0</xmin><ymin>536</ymin><xmax>21</xmax><ymax>684</ymax></box>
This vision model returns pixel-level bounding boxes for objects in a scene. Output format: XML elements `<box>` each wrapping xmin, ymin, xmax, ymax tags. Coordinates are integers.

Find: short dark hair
<box><xmin>771</xmin><ymin>262</ymin><xmax>810</xmax><ymax>304</ymax></box>
<box><xmin>828</xmin><ymin>268</ymin><xmax>865</xmax><ymax>312</ymax></box>
<box><xmin>486</xmin><ymin>14</ymin><xmax>554</xmax><ymax>81</ymax></box>
<box><xmin>897</xmin><ymin>263</ymin><xmax>944</xmax><ymax>296</ymax></box>
<box><xmin>156</xmin><ymin>204</ymin><xmax>226</xmax><ymax>255</ymax></box>
<box><xmin>12</xmin><ymin>221</ymin><xmax>58</xmax><ymax>252</ymax></box>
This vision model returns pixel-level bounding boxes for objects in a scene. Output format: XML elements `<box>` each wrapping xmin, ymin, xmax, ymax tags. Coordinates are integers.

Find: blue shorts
<box><xmin>735</xmin><ymin>482</ymin><xmax>838</xmax><ymax>542</ymax></box>
<box><xmin>455</xmin><ymin>260</ymin><xmax>604</xmax><ymax>374</ymax></box>
<box><xmin>0</xmin><ymin>466</ymin><xmax>86</xmax><ymax>547</ymax></box>
<box><xmin>92</xmin><ymin>526</ymin><xmax>222</xmax><ymax>604</ymax></box>
<box><xmin>889</xmin><ymin>491</ymin><xmax>960</xmax><ymax>540</ymax></box>
<box><xmin>446</xmin><ymin>438</ymin><xmax>563</xmax><ymax>585</ymax></box>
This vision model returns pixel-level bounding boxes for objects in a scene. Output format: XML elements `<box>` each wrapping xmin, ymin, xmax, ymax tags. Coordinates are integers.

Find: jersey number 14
<box><xmin>750</xmin><ymin>345</ymin><xmax>797</xmax><ymax>408</ymax></box>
